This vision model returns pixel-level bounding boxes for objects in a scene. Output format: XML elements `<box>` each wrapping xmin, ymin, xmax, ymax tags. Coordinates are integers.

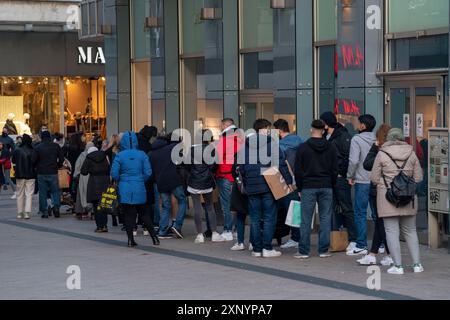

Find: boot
<box><xmin>128</xmin><ymin>239</ymin><xmax>138</xmax><ymax>248</ymax></box>
<box><xmin>53</xmin><ymin>207</ymin><xmax>60</xmax><ymax>218</ymax></box>
<box><xmin>151</xmin><ymin>235</ymin><xmax>160</xmax><ymax>246</ymax></box>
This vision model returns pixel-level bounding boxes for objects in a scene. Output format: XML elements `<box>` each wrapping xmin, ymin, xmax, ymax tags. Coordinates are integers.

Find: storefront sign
<box><xmin>403</xmin><ymin>114</ymin><xmax>410</xmax><ymax>138</ymax></box>
<box><xmin>78</xmin><ymin>47</ymin><xmax>105</xmax><ymax>65</ymax></box>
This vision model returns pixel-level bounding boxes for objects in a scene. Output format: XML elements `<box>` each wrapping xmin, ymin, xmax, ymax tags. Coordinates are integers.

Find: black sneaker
<box><xmin>95</xmin><ymin>228</ymin><xmax>103</xmax><ymax>233</ymax></box>
<box><xmin>47</xmin><ymin>206</ymin><xmax>53</xmax><ymax>217</ymax></box>
<box><xmin>203</xmin><ymin>230</ymin><xmax>212</xmax><ymax>239</ymax></box>
<box><xmin>53</xmin><ymin>207</ymin><xmax>60</xmax><ymax>218</ymax></box>
<box><xmin>170</xmin><ymin>226</ymin><xmax>184</xmax><ymax>239</ymax></box>
<box><xmin>41</xmin><ymin>214</ymin><xmax>49</xmax><ymax>219</ymax></box>
<box><xmin>158</xmin><ymin>234</ymin><xmax>173</xmax><ymax>240</ymax></box>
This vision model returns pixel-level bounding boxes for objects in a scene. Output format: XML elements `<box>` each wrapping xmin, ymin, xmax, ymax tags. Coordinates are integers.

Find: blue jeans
<box><xmin>153</xmin><ymin>184</ymin><xmax>160</xmax><ymax>225</ymax></box>
<box><xmin>354</xmin><ymin>183</ymin><xmax>371</xmax><ymax>249</ymax></box>
<box><xmin>159</xmin><ymin>186</ymin><xmax>187</xmax><ymax>236</ymax></box>
<box><xmin>217</xmin><ymin>178</ymin><xmax>233</xmax><ymax>232</ymax></box>
<box><xmin>299</xmin><ymin>188</ymin><xmax>333</xmax><ymax>256</ymax></box>
<box><xmin>37</xmin><ymin>175</ymin><xmax>60</xmax><ymax>214</ymax></box>
<box><xmin>279</xmin><ymin>192</ymin><xmax>300</xmax><ymax>243</ymax></box>
<box><xmin>248</xmin><ymin>192</ymin><xmax>277</xmax><ymax>252</ymax></box>
<box><xmin>236</xmin><ymin>211</ymin><xmax>255</xmax><ymax>245</ymax></box>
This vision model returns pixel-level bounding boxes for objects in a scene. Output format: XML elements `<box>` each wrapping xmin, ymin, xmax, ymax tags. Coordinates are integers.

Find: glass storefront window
<box><xmin>316</xmin><ymin>0</ymin><xmax>337</xmax><ymax>42</ymax></box>
<box><xmin>243</xmin><ymin>51</ymin><xmax>274</xmax><ymax>90</ymax></box>
<box><xmin>132</xmin><ymin>0</ymin><xmax>151</xmax><ymax>60</ymax></box>
<box><xmin>389</xmin><ymin>0</ymin><xmax>449</xmax><ymax>33</ymax></box>
<box><xmin>390</xmin><ymin>35</ymin><xmax>449</xmax><ymax>71</ymax></box>
<box><xmin>132</xmin><ymin>62</ymin><xmax>152</xmax><ymax>131</ymax></box>
<box><xmin>241</xmin><ymin>0</ymin><xmax>273</xmax><ymax>49</ymax></box>
<box><xmin>317</xmin><ymin>45</ymin><xmax>337</xmax><ymax>115</ymax></box>
<box><xmin>0</xmin><ymin>77</ymin><xmax>60</xmax><ymax>135</ymax></box>
<box><xmin>182</xmin><ymin>0</ymin><xmax>204</xmax><ymax>56</ymax></box>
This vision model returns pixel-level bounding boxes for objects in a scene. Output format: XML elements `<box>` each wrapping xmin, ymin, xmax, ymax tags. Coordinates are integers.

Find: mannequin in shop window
<box><xmin>5</xmin><ymin>113</ymin><xmax>18</xmax><ymax>135</ymax></box>
<box><xmin>85</xmin><ymin>98</ymin><xmax>93</xmax><ymax>133</ymax></box>
<box><xmin>20</xmin><ymin>113</ymin><xmax>32</xmax><ymax>136</ymax></box>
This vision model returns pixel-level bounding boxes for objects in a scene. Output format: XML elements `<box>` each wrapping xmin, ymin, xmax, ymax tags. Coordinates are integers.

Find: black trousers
<box><xmin>333</xmin><ymin>177</ymin><xmax>357</xmax><ymax>242</ymax></box>
<box><xmin>369</xmin><ymin>195</ymin><xmax>390</xmax><ymax>255</ymax></box>
<box><xmin>123</xmin><ymin>203</ymin><xmax>156</xmax><ymax>241</ymax></box>
<box><xmin>93</xmin><ymin>201</ymin><xmax>108</xmax><ymax>229</ymax></box>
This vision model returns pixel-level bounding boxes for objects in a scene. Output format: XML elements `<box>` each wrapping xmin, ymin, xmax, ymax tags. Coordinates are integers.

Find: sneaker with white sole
<box><xmin>280</xmin><ymin>239</ymin><xmax>299</xmax><ymax>249</ymax></box>
<box><xmin>211</xmin><ymin>232</ymin><xmax>226</xmax><ymax>243</ymax></box>
<box><xmin>346</xmin><ymin>248</ymin><xmax>368</xmax><ymax>256</ymax></box>
<box><xmin>11</xmin><ymin>193</ymin><xmax>17</xmax><ymax>200</ymax></box>
<box><xmin>294</xmin><ymin>253</ymin><xmax>310</xmax><ymax>260</ymax></box>
<box><xmin>23</xmin><ymin>213</ymin><xmax>31</xmax><ymax>220</ymax></box>
<box><xmin>195</xmin><ymin>234</ymin><xmax>205</xmax><ymax>244</ymax></box>
<box><xmin>357</xmin><ymin>255</ymin><xmax>377</xmax><ymax>266</ymax></box>
<box><xmin>346</xmin><ymin>242</ymin><xmax>357</xmax><ymax>253</ymax></box>
<box><xmin>251</xmin><ymin>252</ymin><xmax>262</xmax><ymax>258</ymax></box>
<box><xmin>378</xmin><ymin>245</ymin><xmax>385</xmax><ymax>254</ymax></box>
<box><xmin>413</xmin><ymin>263</ymin><xmax>424</xmax><ymax>273</ymax></box>
<box><xmin>143</xmin><ymin>229</ymin><xmax>150</xmax><ymax>237</ymax></box>
<box><xmin>263</xmin><ymin>249</ymin><xmax>282</xmax><ymax>258</ymax></box>
<box><xmin>17</xmin><ymin>213</ymin><xmax>23</xmax><ymax>219</ymax></box>
<box><xmin>231</xmin><ymin>243</ymin><xmax>245</xmax><ymax>251</ymax></box>
<box><xmin>387</xmin><ymin>265</ymin><xmax>405</xmax><ymax>275</ymax></box>
<box><xmin>319</xmin><ymin>253</ymin><xmax>333</xmax><ymax>259</ymax></box>
<box><xmin>380</xmin><ymin>256</ymin><xmax>394</xmax><ymax>266</ymax></box>
<box><xmin>221</xmin><ymin>231</ymin><xmax>233</xmax><ymax>242</ymax></box>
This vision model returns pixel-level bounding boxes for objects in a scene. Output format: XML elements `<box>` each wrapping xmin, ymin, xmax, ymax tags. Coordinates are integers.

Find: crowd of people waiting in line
<box><xmin>0</xmin><ymin>113</ymin><xmax>424</xmax><ymax>275</ymax></box>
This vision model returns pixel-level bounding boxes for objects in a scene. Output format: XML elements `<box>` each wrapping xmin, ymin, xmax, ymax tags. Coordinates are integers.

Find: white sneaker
<box><xmin>380</xmin><ymin>256</ymin><xmax>394</xmax><ymax>267</ymax></box>
<box><xmin>143</xmin><ymin>230</ymin><xmax>150</xmax><ymax>236</ymax></box>
<box><xmin>23</xmin><ymin>213</ymin><xmax>31</xmax><ymax>220</ymax></box>
<box><xmin>387</xmin><ymin>265</ymin><xmax>405</xmax><ymax>275</ymax></box>
<box><xmin>133</xmin><ymin>230</ymin><xmax>138</xmax><ymax>237</ymax></box>
<box><xmin>262</xmin><ymin>249</ymin><xmax>282</xmax><ymax>258</ymax></box>
<box><xmin>11</xmin><ymin>193</ymin><xmax>17</xmax><ymax>200</ymax></box>
<box><xmin>195</xmin><ymin>234</ymin><xmax>205</xmax><ymax>244</ymax></box>
<box><xmin>17</xmin><ymin>213</ymin><xmax>23</xmax><ymax>219</ymax></box>
<box><xmin>346</xmin><ymin>242</ymin><xmax>357</xmax><ymax>253</ymax></box>
<box><xmin>248</xmin><ymin>243</ymin><xmax>253</xmax><ymax>251</ymax></box>
<box><xmin>211</xmin><ymin>232</ymin><xmax>226</xmax><ymax>243</ymax></box>
<box><xmin>357</xmin><ymin>255</ymin><xmax>377</xmax><ymax>266</ymax></box>
<box><xmin>346</xmin><ymin>248</ymin><xmax>368</xmax><ymax>256</ymax></box>
<box><xmin>378</xmin><ymin>245</ymin><xmax>386</xmax><ymax>254</ymax></box>
<box><xmin>251</xmin><ymin>252</ymin><xmax>262</xmax><ymax>258</ymax></box>
<box><xmin>231</xmin><ymin>243</ymin><xmax>245</xmax><ymax>251</ymax></box>
<box><xmin>280</xmin><ymin>239</ymin><xmax>299</xmax><ymax>249</ymax></box>
<box><xmin>319</xmin><ymin>253</ymin><xmax>333</xmax><ymax>259</ymax></box>
<box><xmin>222</xmin><ymin>231</ymin><xmax>233</xmax><ymax>242</ymax></box>
<box><xmin>294</xmin><ymin>253</ymin><xmax>310</xmax><ymax>260</ymax></box>
<box><xmin>413</xmin><ymin>263</ymin><xmax>424</xmax><ymax>273</ymax></box>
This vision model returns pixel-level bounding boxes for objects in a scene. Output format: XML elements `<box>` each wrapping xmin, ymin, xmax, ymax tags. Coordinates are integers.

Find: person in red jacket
<box><xmin>215</xmin><ymin>118</ymin><xmax>244</xmax><ymax>241</ymax></box>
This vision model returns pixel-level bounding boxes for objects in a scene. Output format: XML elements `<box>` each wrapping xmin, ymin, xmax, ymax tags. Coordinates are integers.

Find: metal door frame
<box><xmin>385</xmin><ymin>75</ymin><xmax>444</xmax><ymax>145</ymax></box>
<box><xmin>239</xmin><ymin>90</ymin><xmax>274</xmax><ymax>129</ymax></box>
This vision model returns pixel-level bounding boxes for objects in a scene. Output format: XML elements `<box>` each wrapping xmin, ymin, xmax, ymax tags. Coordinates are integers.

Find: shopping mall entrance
<box><xmin>385</xmin><ymin>75</ymin><xmax>447</xmax><ymax>237</ymax></box>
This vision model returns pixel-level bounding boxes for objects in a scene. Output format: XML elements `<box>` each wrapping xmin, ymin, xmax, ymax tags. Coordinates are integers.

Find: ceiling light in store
<box><xmin>66</xmin><ymin>79</ymin><xmax>71</xmax><ymax>85</ymax></box>
<box><xmin>18</xmin><ymin>76</ymin><xmax>23</xmax><ymax>81</ymax></box>
<box><xmin>101</xmin><ymin>77</ymin><xmax>106</xmax><ymax>82</ymax></box>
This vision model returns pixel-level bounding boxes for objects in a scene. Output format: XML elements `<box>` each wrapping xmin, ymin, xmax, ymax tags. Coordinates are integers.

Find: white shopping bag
<box><xmin>285</xmin><ymin>200</ymin><xmax>302</xmax><ymax>228</ymax></box>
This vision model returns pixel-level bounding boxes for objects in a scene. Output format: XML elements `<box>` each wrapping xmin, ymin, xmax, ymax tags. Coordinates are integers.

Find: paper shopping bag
<box><xmin>285</xmin><ymin>200</ymin><xmax>302</xmax><ymax>228</ymax></box>
<box><xmin>330</xmin><ymin>230</ymin><xmax>349</xmax><ymax>252</ymax></box>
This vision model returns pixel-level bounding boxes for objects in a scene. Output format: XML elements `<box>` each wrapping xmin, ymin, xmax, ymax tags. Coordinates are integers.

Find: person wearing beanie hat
<box><xmin>370</xmin><ymin>128</ymin><xmax>424</xmax><ymax>275</ymax></box>
<box><xmin>320</xmin><ymin>112</ymin><xmax>357</xmax><ymax>251</ymax></box>
<box><xmin>346</xmin><ymin>114</ymin><xmax>377</xmax><ymax>256</ymax></box>
<box><xmin>32</xmin><ymin>129</ymin><xmax>65</xmax><ymax>218</ymax></box>
<box><xmin>12</xmin><ymin>134</ymin><xmax>36</xmax><ymax>220</ymax></box>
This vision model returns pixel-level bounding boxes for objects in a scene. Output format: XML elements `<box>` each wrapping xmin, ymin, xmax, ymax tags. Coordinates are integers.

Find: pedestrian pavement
<box><xmin>0</xmin><ymin>190</ymin><xmax>449</xmax><ymax>300</ymax></box>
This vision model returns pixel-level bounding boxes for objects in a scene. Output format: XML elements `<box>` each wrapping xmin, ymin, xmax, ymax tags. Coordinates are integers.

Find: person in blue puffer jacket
<box><xmin>111</xmin><ymin>131</ymin><xmax>159</xmax><ymax>247</ymax></box>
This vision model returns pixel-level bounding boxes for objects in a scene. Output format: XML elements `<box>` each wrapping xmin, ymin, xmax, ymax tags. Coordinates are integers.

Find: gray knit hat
<box><xmin>386</xmin><ymin>128</ymin><xmax>405</xmax><ymax>142</ymax></box>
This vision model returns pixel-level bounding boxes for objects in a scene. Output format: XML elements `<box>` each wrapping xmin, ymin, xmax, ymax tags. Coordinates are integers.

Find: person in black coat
<box><xmin>81</xmin><ymin>147</ymin><xmax>111</xmax><ymax>232</ymax></box>
<box><xmin>12</xmin><ymin>134</ymin><xmax>36</xmax><ymax>219</ymax></box>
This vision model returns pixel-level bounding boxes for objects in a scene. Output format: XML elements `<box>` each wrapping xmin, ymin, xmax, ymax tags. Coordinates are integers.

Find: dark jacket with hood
<box><xmin>186</xmin><ymin>143</ymin><xmax>217</xmax><ymax>191</ymax></box>
<box><xmin>0</xmin><ymin>132</ymin><xmax>15</xmax><ymax>152</ymax></box>
<box><xmin>239</xmin><ymin>134</ymin><xmax>292</xmax><ymax>196</ymax></box>
<box><xmin>32</xmin><ymin>131</ymin><xmax>64</xmax><ymax>175</ymax></box>
<box><xmin>149</xmin><ymin>137</ymin><xmax>183</xmax><ymax>193</ymax></box>
<box><xmin>12</xmin><ymin>135</ymin><xmax>36</xmax><ymax>180</ymax></box>
<box><xmin>81</xmin><ymin>150</ymin><xmax>111</xmax><ymax>203</ymax></box>
<box><xmin>327</xmin><ymin>123</ymin><xmax>352</xmax><ymax>177</ymax></box>
<box><xmin>111</xmin><ymin>132</ymin><xmax>152</xmax><ymax>205</ymax></box>
<box><xmin>138</xmin><ymin>126</ymin><xmax>158</xmax><ymax>154</ymax></box>
<box><xmin>294</xmin><ymin>137</ymin><xmax>338</xmax><ymax>191</ymax></box>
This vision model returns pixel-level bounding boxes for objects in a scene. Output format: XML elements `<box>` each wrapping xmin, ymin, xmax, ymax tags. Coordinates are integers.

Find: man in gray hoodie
<box><xmin>347</xmin><ymin>115</ymin><xmax>376</xmax><ymax>256</ymax></box>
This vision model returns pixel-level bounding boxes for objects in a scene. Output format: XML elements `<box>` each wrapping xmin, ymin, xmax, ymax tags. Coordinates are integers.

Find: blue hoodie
<box><xmin>279</xmin><ymin>134</ymin><xmax>303</xmax><ymax>170</ymax></box>
<box><xmin>111</xmin><ymin>131</ymin><xmax>152</xmax><ymax>205</ymax></box>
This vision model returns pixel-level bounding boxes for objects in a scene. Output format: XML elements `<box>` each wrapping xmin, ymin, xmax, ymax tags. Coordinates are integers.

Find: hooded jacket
<box><xmin>186</xmin><ymin>143</ymin><xmax>217</xmax><ymax>191</ymax></box>
<box><xmin>371</xmin><ymin>141</ymin><xmax>423</xmax><ymax>218</ymax></box>
<box><xmin>327</xmin><ymin>123</ymin><xmax>352</xmax><ymax>177</ymax></box>
<box><xmin>111</xmin><ymin>132</ymin><xmax>152</xmax><ymax>205</ymax></box>
<box><xmin>347</xmin><ymin>131</ymin><xmax>376</xmax><ymax>184</ymax></box>
<box><xmin>32</xmin><ymin>132</ymin><xmax>64</xmax><ymax>175</ymax></box>
<box><xmin>12</xmin><ymin>135</ymin><xmax>36</xmax><ymax>180</ymax></box>
<box><xmin>279</xmin><ymin>134</ymin><xmax>303</xmax><ymax>171</ymax></box>
<box><xmin>148</xmin><ymin>138</ymin><xmax>183</xmax><ymax>193</ymax></box>
<box><xmin>294</xmin><ymin>137</ymin><xmax>338</xmax><ymax>191</ymax></box>
<box><xmin>0</xmin><ymin>133</ymin><xmax>15</xmax><ymax>152</ymax></box>
<box><xmin>215</xmin><ymin>125</ymin><xmax>243</xmax><ymax>182</ymax></box>
<box><xmin>81</xmin><ymin>150</ymin><xmax>111</xmax><ymax>203</ymax></box>
<box><xmin>239</xmin><ymin>134</ymin><xmax>292</xmax><ymax>196</ymax></box>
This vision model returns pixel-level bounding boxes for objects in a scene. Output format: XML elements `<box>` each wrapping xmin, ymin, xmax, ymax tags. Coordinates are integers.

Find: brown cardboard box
<box><xmin>263</xmin><ymin>167</ymin><xmax>296</xmax><ymax>200</ymax></box>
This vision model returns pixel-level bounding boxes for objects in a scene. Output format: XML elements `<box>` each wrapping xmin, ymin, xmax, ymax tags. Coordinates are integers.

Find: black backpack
<box><xmin>381</xmin><ymin>151</ymin><xmax>416</xmax><ymax>208</ymax></box>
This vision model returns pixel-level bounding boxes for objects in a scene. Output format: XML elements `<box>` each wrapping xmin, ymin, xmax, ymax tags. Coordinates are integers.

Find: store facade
<box><xmin>0</xmin><ymin>31</ymin><xmax>106</xmax><ymax>138</ymax></box>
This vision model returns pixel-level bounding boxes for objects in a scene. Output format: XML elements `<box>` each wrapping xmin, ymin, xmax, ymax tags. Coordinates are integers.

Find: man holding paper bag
<box><xmin>294</xmin><ymin>120</ymin><xmax>338</xmax><ymax>259</ymax></box>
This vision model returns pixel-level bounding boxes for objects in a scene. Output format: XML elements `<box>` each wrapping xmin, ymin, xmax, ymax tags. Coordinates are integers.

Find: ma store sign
<box><xmin>78</xmin><ymin>47</ymin><xmax>105</xmax><ymax>65</ymax></box>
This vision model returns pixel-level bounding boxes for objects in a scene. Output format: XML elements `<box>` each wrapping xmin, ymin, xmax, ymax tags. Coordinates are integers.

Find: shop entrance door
<box><xmin>239</xmin><ymin>93</ymin><xmax>274</xmax><ymax>131</ymax></box>
<box><xmin>385</xmin><ymin>77</ymin><xmax>445</xmax><ymax>234</ymax></box>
